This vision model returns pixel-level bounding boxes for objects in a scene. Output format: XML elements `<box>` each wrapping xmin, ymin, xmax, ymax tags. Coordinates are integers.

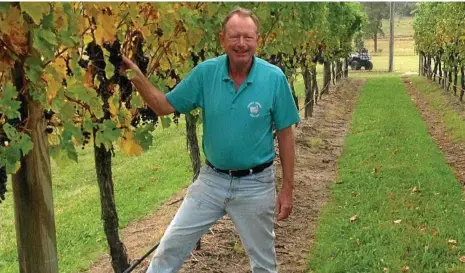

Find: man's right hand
<box><xmin>120</xmin><ymin>56</ymin><xmax>176</xmax><ymax>116</ymax></box>
<box><xmin>121</xmin><ymin>56</ymin><xmax>143</xmax><ymax>81</ymax></box>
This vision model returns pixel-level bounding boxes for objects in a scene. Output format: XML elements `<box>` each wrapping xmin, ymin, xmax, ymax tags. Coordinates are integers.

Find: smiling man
<box><xmin>121</xmin><ymin>7</ymin><xmax>300</xmax><ymax>273</ymax></box>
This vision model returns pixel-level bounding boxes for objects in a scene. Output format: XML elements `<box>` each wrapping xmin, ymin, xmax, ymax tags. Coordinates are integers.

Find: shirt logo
<box><xmin>247</xmin><ymin>101</ymin><xmax>262</xmax><ymax>117</ymax></box>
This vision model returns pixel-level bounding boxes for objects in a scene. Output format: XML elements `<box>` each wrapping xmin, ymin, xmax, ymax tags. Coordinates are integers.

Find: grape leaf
<box><xmin>94</xmin><ymin>13</ymin><xmax>116</xmax><ymax>45</ymax></box>
<box><xmin>0</xmin><ymin>3</ymin><xmax>9</xmax><ymax>13</ymax></box>
<box><xmin>119</xmin><ymin>130</ymin><xmax>143</xmax><ymax>156</ymax></box>
<box><xmin>0</xmin><ymin>84</ymin><xmax>21</xmax><ymax>119</ymax></box>
<box><xmin>134</xmin><ymin>124</ymin><xmax>155</xmax><ymax>151</ymax></box>
<box><xmin>20</xmin><ymin>2</ymin><xmax>50</xmax><ymax>25</ymax></box>
<box><xmin>160</xmin><ymin>116</ymin><xmax>171</xmax><ymax>129</ymax></box>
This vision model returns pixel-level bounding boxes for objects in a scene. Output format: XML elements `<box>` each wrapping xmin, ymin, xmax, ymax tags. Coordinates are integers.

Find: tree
<box><xmin>362</xmin><ymin>2</ymin><xmax>389</xmax><ymax>53</ymax></box>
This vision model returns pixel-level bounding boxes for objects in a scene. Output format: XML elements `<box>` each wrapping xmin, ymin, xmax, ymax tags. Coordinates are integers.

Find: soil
<box><xmin>402</xmin><ymin>77</ymin><xmax>465</xmax><ymax>187</ymax></box>
<box><xmin>86</xmin><ymin>78</ymin><xmax>365</xmax><ymax>273</ymax></box>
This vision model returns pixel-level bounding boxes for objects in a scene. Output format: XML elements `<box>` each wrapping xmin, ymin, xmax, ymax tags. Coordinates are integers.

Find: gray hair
<box><xmin>222</xmin><ymin>7</ymin><xmax>260</xmax><ymax>34</ymax></box>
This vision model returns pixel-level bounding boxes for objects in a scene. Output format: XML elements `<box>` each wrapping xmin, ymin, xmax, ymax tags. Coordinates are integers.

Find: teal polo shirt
<box><xmin>166</xmin><ymin>55</ymin><xmax>300</xmax><ymax>170</ymax></box>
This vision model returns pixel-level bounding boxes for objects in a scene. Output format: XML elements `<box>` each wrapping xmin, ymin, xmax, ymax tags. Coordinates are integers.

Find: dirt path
<box><xmin>402</xmin><ymin>77</ymin><xmax>465</xmax><ymax>187</ymax></box>
<box><xmin>87</xmin><ymin>78</ymin><xmax>365</xmax><ymax>273</ymax></box>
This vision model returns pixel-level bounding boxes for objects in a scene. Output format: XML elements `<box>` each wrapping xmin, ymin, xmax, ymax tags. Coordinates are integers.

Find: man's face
<box><xmin>220</xmin><ymin>14</ymin><xmax>258</xmax><ymax>68</ymax></box>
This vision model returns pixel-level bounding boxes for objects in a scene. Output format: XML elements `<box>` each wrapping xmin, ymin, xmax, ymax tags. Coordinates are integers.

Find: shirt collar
<box><xmin>222</xmin><ymin>55</ymin><xmax>257</xmax><ymax>85</ymax></box>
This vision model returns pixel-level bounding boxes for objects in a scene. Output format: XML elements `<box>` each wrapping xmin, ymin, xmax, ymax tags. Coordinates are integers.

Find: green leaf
<box><xmin>3</xmin><ymin>124</ymin><xmax>18</xmax><ymax>140</ymax></box>
<box><xmin>29</xmin><ymin>83</ymin><xmax>48</xmax><ymax>106</ymax></box>
<box><xmin>103</xmin><ymin>48</ymin><xmax>114</xmax><ymax>78</ymax></box>
<box><xmin>0</xmin><ymin>3</ymin><xmax>9</xmax><ymax>14</ymax></box>
<box><xmin>126</xmin><ymin>69</ymin><xmax>136</xmax><ymax>80</ymax></box>
<box><xmin>33</xmin><ymin>28</ymin><xmax>57</xmax><ymax>60</ymax></box>
<box><xmin>20</xmin><ymin>2</ymin><xmax>49</xmax><ymax>25</ymax></box>
<box><xmin>82</xmin><ymin>118</ymin><xmax>95</xmax><ymax>133</ymax></box>
<box><xmin>95</xmin><ymin>120</ymin><xmax>121</xmax><ymax>150</ymax></box>
<box><xmin>59</xmin><ymin>102</ymin><xmax>75</xmax><ymax>122</ymax></box>
<box><xmin>130</xmin><ymin>94</ymin><xmax>144</xmax><ymax>109</ymax></box>
<box><xmin>160</xmin><ymin>116</ymin><xmax>171</xmax><ymax>129</ymax></box>
<box><xmin>42</xmin><ymin>12</ymin><xmax>54</xmax><ymax>30</ymax></box>
<box><xmin>0</xmin><ymin>83</ymin><xmax>21</xmax><ymax>119</ymax></box>
<box><xmin>17</xmin><ymin>134</ymin><xmax>33</xmax><ymax>156</ymax></box>
<box><xmin>64</xmin><ymin>121</ymin><xmax>83</xmax><ymax>142</ymax></box>
<box><xmin>67</xmin><ymin>85</ymin><xmax>90</xmax><ymax>102</ymax></box>
<box><xmin>60</xmin><ymin>31</ymin><xmax>77</xmax><ymax>47</ymax></box>
<box><xmin>25</xmin><ymin>56</ymin><xmax>43</xmax><ymax>82</ymax></box>
<box><xmin>89</xmin><ymin>97</ymin><xmax>104</xmax><ymax>119</ymax></box>
<box><xmin>134</xmin><ymin>124</ymin><xmax>154</xmax><ymax>151</ymax></box>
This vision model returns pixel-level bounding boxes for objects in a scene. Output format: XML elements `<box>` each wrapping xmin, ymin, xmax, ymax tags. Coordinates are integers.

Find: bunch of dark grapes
<box><xmin>0</xmin><ymin>133</ymin><xmax>6</xmax><ymax>204</ymax></box>
<box><xmin>119</xmin><ymin>76</ymin><xmax>132</xmax><ymax>106</ymax></box>
<box><xmin>0</xmin><ymin>165</ymin><xmax>6</xmax><ymax>204</ymax></box>
<box><xmin>134</xmin><ymin>35</ymin><xmax>149</xmax><ymax>75</ymax></box>
<box><xmin>131</xmin><ymin>107</ymin><xmax>158</xmax><ymax>127</ymax></box>
<box><xmin>104</xmin><ymin>39</ymin><xmax>122</xmax><ymax>75</ymax></box>
<box><xmin>82</xmin><ymin>131</ymin><xmax>91</xmax><ymax>149</ymax></box>
<box><xmin>173</xmin><ymin>111</ymin><xmax>181</xmax><ymax>126</ymax></box>
<box><xmin>6</xmin><ymin>117</ymin><xmax>21</xmax><ymax>127</ymax></box>
<box><xmin>86</xmin><ymin>41</ymin><xmax>107</xmax><ymax>83</ymax></box>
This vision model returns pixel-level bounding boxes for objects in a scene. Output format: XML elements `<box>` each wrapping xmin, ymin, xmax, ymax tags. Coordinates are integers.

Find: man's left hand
<box><xmin>276</xmin><ymin>186</ymin><xmax>293</xmax><ymax>221</ymax></box>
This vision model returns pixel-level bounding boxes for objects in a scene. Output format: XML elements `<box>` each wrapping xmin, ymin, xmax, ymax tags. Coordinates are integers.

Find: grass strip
<box><xmin>408</xmin><ymin>75</ymin><xmax>465</xmax><ymax>144</ymax></box>
<box><xmin>307</xmin><ymin>76</ymin><xmax>465</xmax><ymax>273</ymax></box>
<box><xmin>0</xmin><ymin>121</ymin><xmax>202</xmax><ymax>273</ymax></box>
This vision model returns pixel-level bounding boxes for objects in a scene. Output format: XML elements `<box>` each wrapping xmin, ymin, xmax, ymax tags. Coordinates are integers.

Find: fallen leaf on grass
<box><xmin>151</xmin><ymin>166</ymin><xmax>160</xmax><ymax>171</ymax></box>
<box><xmin>401</xmin><ymin>265</ymin><xmax>409</xmax><ymax>272</ymax></box>
<box><xmin>138</xmin><ymin>186</ymin><xmax>145</xmax><ymax>191</ymax></box>
<box><xmin>411</xmin><ymin>186</ymin><xmax>418</xmax><ymax>193</ymax></box>
<box><xmin>459</xmin><ymin>256</ymin><xmax>465</xmax><ymax>263</ymax></box>
<box><xmin>383</xmin><ymin>268</ymin><xmax>389</xmax><ymax>272</ymax></box>
<box><xmin>350</xmin><ymin>215</ymin><xmax>359</xmax><ymax>222</ymax></box>
<box><xmin>448</xmin><ymin>239</ymin><xmax>457</xmax><ymax>246</ymax></box>
<box><xmin>394</xmin><ymin>219</ymin><xmax>402</xmax><ymax>224</ymax></box>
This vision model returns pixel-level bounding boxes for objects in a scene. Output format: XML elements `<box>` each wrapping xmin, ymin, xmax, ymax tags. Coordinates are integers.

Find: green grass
<box><xmin>350</xmin><ymin>55</ymin><xmax>419</xmax><ymax>74</ymax></box>
<box><xmin>381</xmin><ymin>16</ymin><xmax>415</xmax><ymax>38</ymax></box>
<box><xmin>408</xmin><ymin>76</ymin><xmax>465</xmax><ymax>143</ymax></box>
<box><xmin>0</xmin><ymin>120</ymin><xmax>203</xmax><ymax>273</ymax></box>
<box><xmin>307</xmin><ymin>76</ymin><xmax>465</xmax><ymax>273</ymax></box>
<box><xmin>364</xmin><ymin>38</ymin><xmax>415</xmax><ymax>56</ymax></box>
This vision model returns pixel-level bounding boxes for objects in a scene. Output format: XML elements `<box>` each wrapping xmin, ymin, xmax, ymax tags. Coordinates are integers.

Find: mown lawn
<box><xmin>0</xmin><ymin>121</ymin><xmax>203</xmax><ymax>273</ymax></box>
<box><xmin>307</xmin><ymin>76</ymin><xmax>465</xmax><ymax>273</ymax></box>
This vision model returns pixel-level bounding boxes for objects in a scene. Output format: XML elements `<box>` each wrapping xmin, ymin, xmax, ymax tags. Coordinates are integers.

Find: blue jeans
<box><xmin>146</xmin><ymin>164</ymin><xmax>278</xmax><ymax>273</ymax></box>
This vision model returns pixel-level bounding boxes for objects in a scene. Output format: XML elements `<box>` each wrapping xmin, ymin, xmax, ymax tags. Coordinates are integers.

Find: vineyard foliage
<box><xmin>0</xmin><ymin>2</ymin><xmax>363</xmax><ymax>192</ymax></box>
<box><xmin>414</xmin><ymin>2</ymin><xmax>465</xmax><ymax>99</ymax></box>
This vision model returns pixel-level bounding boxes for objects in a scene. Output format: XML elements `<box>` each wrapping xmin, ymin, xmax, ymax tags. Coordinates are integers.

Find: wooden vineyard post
<box><xmin>11</xmin><ymin>83</ymin><xmax>58</xmax><ymax>272</ymax></box>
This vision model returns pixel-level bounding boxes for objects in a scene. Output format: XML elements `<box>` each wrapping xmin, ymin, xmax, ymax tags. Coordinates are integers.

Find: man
<box><xmin>121</xmin><ymin>7</ymin><xmax>300</xmax><ymax>273</ymax></box>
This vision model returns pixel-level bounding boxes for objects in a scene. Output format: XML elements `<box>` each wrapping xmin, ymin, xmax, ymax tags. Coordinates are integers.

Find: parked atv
<box><xmin>348</xmin><ymin>49</ymin><xmax>373</xmax><ymax>70</ymax></box>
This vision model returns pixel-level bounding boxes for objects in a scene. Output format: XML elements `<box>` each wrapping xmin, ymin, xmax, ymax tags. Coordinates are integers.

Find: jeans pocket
<box><xmin>251</xmin><ymin>167</ymin><xmax>275</xmax><ymax>183</ymax></box>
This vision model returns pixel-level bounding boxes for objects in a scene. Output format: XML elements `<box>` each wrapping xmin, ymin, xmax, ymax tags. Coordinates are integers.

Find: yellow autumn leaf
<box><xmin>117</xmin><ymin>103</ymin><xmax>132</xmax><ymax>128</ymax></box>
<box><xmin>51</xmin><ymin>57</ymin><xmax>68</xmax><ymax>78</ymax></box>
<box><xmin>108</xmin><ymin>93</ymin><xmax>119</xmax><ymax>117</ymax></box>
<box><xmin>53</xmin><ymin>3</ymin><xmax>68</xmax><ymax>32</ymax></box>
<box><xmin>0</xmin><ymin>7</ymin><xmax>28</xmax><ymax>56</ymax></box>
<box><xmin>44</xmin><ymin>74</ymin><xmax>62</xmax><ymax>104</ymax></box>
<box><xmin>159</xmin><ymin>58</ymin><xmax>171</xmax><ymax>71</ymax></box>
<box><xmin>95</xmin><ymin>13</ymin><xmax>116</xmax><ymax>45</ymax></box>
<box><xmin>119</xmin><ymin>130</ymin><xmax>143</xmax><ymax>156</ymax></box>
<box><xmin>350</xmin><ymin>215</ymin><xmax>359</xmax><ymax>222</ymax></box>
